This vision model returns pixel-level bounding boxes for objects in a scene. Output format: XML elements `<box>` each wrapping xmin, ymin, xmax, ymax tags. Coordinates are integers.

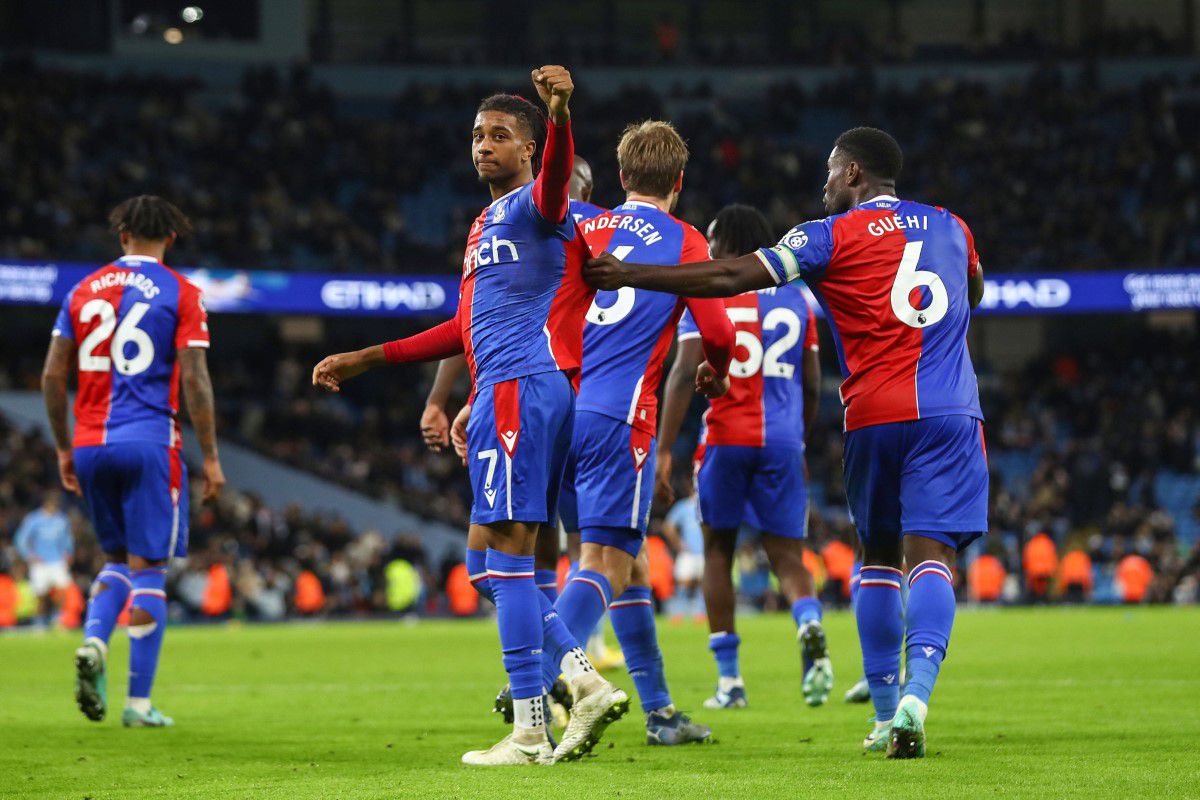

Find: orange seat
<box><xmin>0</xmin><ymin>575</ymin><xmax>17</xmax><ymax>627</ymax></box>
<box><xmin>294</xmin><ymin>569</ymin><xmax>325</xmax><ymax>615</ymax></box>
<box><xmin>1059</xmin><ymin>550</ymin><xmax>1093</xmax><ymax>592</ymax></box>
<box><xmin>1022</xmin><ymin>533</ymin><xmax>1058</xmax><ymax>593</ymax></box>
<box><xmin>644</xmin><ymin>535</ymin><xmax>675</xmax><ymax>601</ymax></box>
<box><xmin>967</xmin><ymin>554</ymin><xmax>1006</xmax><ymax>602</ymax></box>
<box><xmin>445</xmin><ymin>563</ymin><xmax>479</xmax><ymax>617</ymax></box>
<box><xmin>201</xmin><ymin>563</ymin><xmax>233</xmax><ymax>616</ymax></box>
<box><xmin>1116</xmin><ymin>555</ymin><xmax>1153</xmax><ymax>603</ymax></box>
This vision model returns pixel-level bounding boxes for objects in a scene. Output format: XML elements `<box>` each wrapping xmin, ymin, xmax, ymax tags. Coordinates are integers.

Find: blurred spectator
<box><xmin>14</xmin><ymin>491</ymin><xmax>73</xmax><ymax>626</ymax></box>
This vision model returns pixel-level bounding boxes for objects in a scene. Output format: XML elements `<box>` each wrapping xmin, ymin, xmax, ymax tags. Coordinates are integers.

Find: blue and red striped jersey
<box><xmin>570</xmin><ymin>199</ymin><xmax>607</xmax><ymax>223</ymax></box>
<box><xmin>52</xmin><ymin>255</ymin><xmax>210</xmax><ymax>449</ymax></box>
<box><xmin>755</xmin><ymin>195</ymin><xmax>982</xmax><ymax>432</ymax></box>
<box><xmin>574</xmin><ymin>200</ymin><xmax>711</xmax><ymax>435</ymax></box>
<box><xmin>458</xmin><ymin>182</ymin><xmax>593</xmax><ymax>392</ymax></box>
<box><xmin>678</xmin><ymin>284</ymin><xmax>818</xmax><ymax>448</ymax></box>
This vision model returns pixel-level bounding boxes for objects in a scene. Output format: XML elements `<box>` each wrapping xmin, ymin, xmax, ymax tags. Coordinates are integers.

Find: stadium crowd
<box><xmin>2</xmin><ymin>320</ymin><xmax>1196</xmax><ymax>627</ymax></box>
<box><xmin>2</xmin><ymin>59</ymin><xmax>1198</xmax><ymax>274</ymax></box>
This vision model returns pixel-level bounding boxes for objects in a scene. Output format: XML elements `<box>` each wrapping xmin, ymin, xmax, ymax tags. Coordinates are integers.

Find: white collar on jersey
<box><xmin>619</xmin><ymin>200</ymin><xmax>659</xmax><ymax>211</ymax></box>
<box><xmin>860</xmin><ymin>194</ymin><xmax>900</xmax><ymax>205</ymax></box>
<box><xmin>116</xmin><ymin>255</ymin><xmax>160</xmax><ymax>264</ymax></box>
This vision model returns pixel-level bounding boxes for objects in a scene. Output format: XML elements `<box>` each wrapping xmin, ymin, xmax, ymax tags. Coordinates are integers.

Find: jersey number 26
<box><xmin>78</xmin><ymin>300</ymin><xmax>156</xmax><ymax>376</ymax></box>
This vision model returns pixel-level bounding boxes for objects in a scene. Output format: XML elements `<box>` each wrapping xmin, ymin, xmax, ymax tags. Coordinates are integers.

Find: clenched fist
<box><xmin>532</xmin><ymin>65</ymin><xmax>573</xmax><ymax>124</ymax></box>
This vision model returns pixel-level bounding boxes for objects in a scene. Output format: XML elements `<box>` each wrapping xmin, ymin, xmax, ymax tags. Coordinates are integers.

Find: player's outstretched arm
<box><xmin>179</xmin><ymin>348</ymin><xmax>225</xmax><ymax>502</ymax></box>
<box><xmin>656</xmin><ymin>337</ymin><xmax>705</xmax><ymax>506</ymax></box>
<box><xmin>421</xmin><ymin>355</ymin><xmax>467</xmax><ymax>452</ymax></box>
<box><xmin>41</xmin><ymin>335</ymin><xmax>80</xmax><ymax>495</ymax></box>
<box><xmin>531</xmin><ymin>65</ymin><xmax>574</xmax><ymax>223</ymax></box>
<box><xmin>313</xmin><ymin>311</ymin><xmax>464</xmax><ymax>393</ymax></box>
<box><xmin>585</xmin><ymin>252</ymin><xmax>774</xmax><ymax>298</ymax></box>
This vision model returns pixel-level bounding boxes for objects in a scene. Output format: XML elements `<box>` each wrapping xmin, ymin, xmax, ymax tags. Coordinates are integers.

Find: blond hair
<box><xmin>617</xmin><ymin>120</ymin><xmax>689</xmax><ymax>198</ymax></box>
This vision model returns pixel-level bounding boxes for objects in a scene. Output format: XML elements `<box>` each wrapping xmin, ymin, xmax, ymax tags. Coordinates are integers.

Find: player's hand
<box><xmin>420</xmin><ymin>404</ymin><xmax>450</xmax><ymax>452</ymax></box>
<box><xmin>451</xmin><ymin>403</ymin><xmax>471</xmax><ymax>466</ymax></box>
<box><xmin>56</xmin><ymin>448</ymin><xmax>81</xmax><ymax>495</ymax></box>
<box><xmin>312</xmin><ymin>349</ymin><xmax>373</xmax><ymax>392</ymax></box>
<box><xmin>532</xmin><ymin>65</ymin><xmax>573</xmax><ymax>124</ymax></box>
<box><xmin>655</xmin><ymin>452</ymin><xmax>675</xmax><ymax>507</ymax></box>
<box><xmin>201</xmin><ymin>456</ymin><xmax>226</xmax><ymax>503</ymax></box>
<box><xmin>695</xmin><ymin>362</ymin><xmax>730</xmax><ymax>399</ymax></box>
<box><xmin>584</xmin><ymin>252</ymin><xmax>629</xmax><ymax>290</ymax></box>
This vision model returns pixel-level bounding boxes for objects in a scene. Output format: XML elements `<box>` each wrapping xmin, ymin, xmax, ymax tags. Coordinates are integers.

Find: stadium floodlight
<box><xmin>181</xmin><ymin>6</ymin><xmax>204</xmax><ymax>24</ymax></box>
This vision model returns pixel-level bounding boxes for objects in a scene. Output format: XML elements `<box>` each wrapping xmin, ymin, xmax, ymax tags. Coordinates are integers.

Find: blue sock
<box><xmin>537</xmin><ymin>591</ymin><xmax>577</xmax><ymax>691</ymax></box>
<box><xmin>903</xmin><ymin>560</ymin><xmax>956</xmax><ymax>707</ymax></box>
<box><xmin>535</xmin><ymin>569</ymin><xmax>559</xmax><ymax>603</ymax></box>
<box><xmin>708</xmin><ymin>631</ymin><xmax>741</xmax><ymax>679</ymax></box>
<box><xmin>554</xmin><ymin>569</ymin><xmax>612</xmax><ymax>645</ymax></box>
<box><xmin>567</xmin><ymin>561</ymin><xmax>580</xmax><ymax>581</ymax></box>
<box><xmin>610</xmin><ymin>586</ymin><xmax>671</xmax><ymax>713</ymax></box>
<box><xmin>850</xmin><ymin>561</ymin><xmax>862</xmax><ymax>607</ymax></box>
<box><xmin>465</xmin><ymin>548</ymin><xmax>493</xmax><ymax>603</ymax></box>
<box><xmin>856</xmin><ymin>565</ymin><xmax>905</xmax><ymax>723</ymax></box>
<box><xmin>83</xmin><ymin>563</ymin><xmax>131</xmax><ymax>647</ymax></box>
<box><xmin>127</xmin><ymin>568</ymin><xmax>167</xmax><ymax>700</ymax></box>
<box><xmin>791</xmin><ymin>596</ymin><xmax>823</xmax><ymax>672</ymax></box>
<box><xmin>485</xmin><ymin>549</ymin><xmax>543</xmax><ymax>701</ymax></box>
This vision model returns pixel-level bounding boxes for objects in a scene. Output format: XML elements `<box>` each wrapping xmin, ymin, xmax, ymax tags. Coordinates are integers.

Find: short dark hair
<box><xmin>108</xmin><ymin>195</ymin><xmax>193</xmax><ymax>240</ymax></box>
<box><xmin>710</xmin><ymin>204</ymin><xmax>776</xmax><ymax>255</ymax></box>
<box><xmin>833</xmin><ymin>127</ymin><xmax>903</xmax><ymax>182</ymax></box>
<box><xmin>476</xmin><ymin>93</ymin><xmax>547</xmax><ymax>169</ymax></box>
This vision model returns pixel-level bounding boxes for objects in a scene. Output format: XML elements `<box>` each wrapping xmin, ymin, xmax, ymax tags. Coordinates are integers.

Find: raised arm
<box><xmin>41</xmin><ymin>335</ymin><xmax>80</xmax><ymax>495</ymax></box>
<box><xmin>968</xmin><ymin>260</ymin><xmax>985</xmax><ymax>310</ymax></box>
<box><xmin>531</xmin><ymin>65</ymin><xmax>574</xmax><ymax>224</ymax></box>
<box><xmin>585</xmin><ymin>251</ymin><xmax>775</xmax><ymax>298</ymax></box>
<box><xmin>683</xmin><ymin>297</ymin><xmax>734</xmax><ymax>379</ymax></box>
<box><xmin>179</xmin><ymin>348</ymin><xmax>225</xmax><ymax>502</ymax></box>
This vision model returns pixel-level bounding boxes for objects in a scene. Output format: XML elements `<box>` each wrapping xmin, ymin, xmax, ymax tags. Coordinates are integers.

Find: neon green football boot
<box><xmin>74</xmin><ymin>642</ymin><xmax>107</xmax><ymax>722</ymax></box>
<box><xmin>886</xmin><ymin>695</ymin><xmax>927</xmax><ymax>759</ymax></box>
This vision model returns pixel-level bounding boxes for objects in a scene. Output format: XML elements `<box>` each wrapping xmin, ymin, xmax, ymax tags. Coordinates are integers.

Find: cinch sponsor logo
<box><xmin>979</xmin><ymin>279</ymin><xmax>1071</xmax><ymax>310</ymax></box>
<box><xmin>320</xmin><ymin>280</ymin><xmax>448</xmax><ymax>311</ymax></box>
<box><xmin>464</xmin><ymin>235</ymin><xmax>520</xmax><ymax>273</ymax></box>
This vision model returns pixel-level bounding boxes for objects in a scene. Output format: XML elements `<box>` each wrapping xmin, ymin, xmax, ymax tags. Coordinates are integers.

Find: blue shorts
<box><xmin>467</xmin><ymin>371</ymin><xmax>575</xmax><ymax>525</ymax></box>
<box><xmin>695</xmin><ymin>444</ymin><xmax>808</xmax><ymax>537</ymax></box>
<box><xmin>559</xmin><ymin>411</ymin><xmax>655</xmax><ymax>558</ymax></box>
<box><xmin>75</xmin><ymin>442</ymin><xmax>189</xmax><ymax>561</ymax></box>
<box><xmin>843</xmin><ymin>414</ymin><xmax>989</xmax><ymax>551</ymax></box>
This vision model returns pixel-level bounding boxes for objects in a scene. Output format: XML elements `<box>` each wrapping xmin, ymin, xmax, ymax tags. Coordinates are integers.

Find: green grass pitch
<box><xmin>2</xmin><ymin>607</ymin><xmax>1198</xmax><ymax>799</ymax></box>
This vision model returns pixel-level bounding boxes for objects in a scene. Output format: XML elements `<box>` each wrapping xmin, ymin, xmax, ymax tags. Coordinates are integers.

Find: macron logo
<box><xmin>484</xmin><ymin>488</ymin><xmax>498</xmax><ymax>507</ymax></box>
<box><xmin>500</xmin><ymin>430</ymin><xmax>518</xmax><ymax>455</ymax></box>
<box><xmin>883</xmin><ymin>673</ymin><xmax>896</xmax><ymax>685</ymax></box>
<box><xmin>632</xmin><ymin>447</ymin><xmax>648</xmax><ymax>468</ymax></box>
<box><xmin>923</xmin><ymin>646</ymin><xmax>936</xmax><ymax>658</ymax></box>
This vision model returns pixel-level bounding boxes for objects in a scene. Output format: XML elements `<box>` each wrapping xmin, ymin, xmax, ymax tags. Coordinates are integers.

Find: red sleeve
<box><xmin>803</xmin><ymin>299</ymin><xmax>818</xmax><ymax>351</ymax></box>
<box><xmin>680</xmin><ymin>226</ymin><xmax>711</xmax><ymax>264</ymax></box>
<box><xmin>175</xmin><ymin>279</ymin><xmax>210</xmax><ymax>350</ymax></box>
<box><xmin>382</xmin><ymin>308</ymin><xmax>464</xmax><ymax>364</ymax></box>
<box><xmin>683</xmin><ymin>297</ymin><xmax>734</xmax><ymax>379</ymax></box>
<box><xmin>951</xmin><ymin>213</ymin><xmax>980</xmax><ymax>278</ymax></box>
<box><xmin>531</xmin><ymin>119</ymin><xmax>573</xmax><ymax>224</ymax></box>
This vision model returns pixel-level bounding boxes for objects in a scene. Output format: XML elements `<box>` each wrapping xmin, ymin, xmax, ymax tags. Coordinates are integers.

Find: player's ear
<box><xmin>673</xmin><ymin>171</ymin><xmax>684</xmax><ymax>194</ymax></box>
<box><xmin>164</xmin><ymin>232</ymin><xmax>177</xmax><ymax>252</ymax></box>
<box><xmin>844</xmin><ymin>160</ymin><xmax>862</xmax><ymax>187</ymax></box>
<box><xmin>619</xmin><ymin>170</ymin><xmax>629</xmax><ymax>192</ymax></box>
<box><xmin>524</xmin><ymin>137</ymin><xmax>537</xmax><ymax>166</ymax></box>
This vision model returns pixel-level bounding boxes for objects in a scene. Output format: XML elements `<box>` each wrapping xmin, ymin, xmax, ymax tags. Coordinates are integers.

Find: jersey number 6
<box><xmin>586</xmin><ymin>245</ymin><xmax>636</xmax><ymax>326</ymax></box>
<box><xmin>890</xmin><ymin>241</ymin><xmax>948</xmax><ymax>328</ymax></box>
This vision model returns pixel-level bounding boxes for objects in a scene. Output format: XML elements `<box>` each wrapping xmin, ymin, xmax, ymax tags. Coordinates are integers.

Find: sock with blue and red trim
<box><xmin>535</xmin><ymin>568</ymin><xmax>559</xmax><ymax>603</ymax></box>
<box><xmin>610</xmin><ymin>586</ymin><xmax>671</xmax><ymax>712</ymax></box>
<box><xmin>855</xmin><ymin>565</ymin><xmax>905</xmax><ymax>723</ymax></box>
<box><xmin>127</xmin><ymin>567</ymin><xmax>168</xmax><ymax>702</ymax></box>
<box><xmin>486</xmin><ymin>549</ymin><xmax>544</xmax><ymax>714</ymax></box>
<box><xmin>83</xmin><ymin>563</ymin><xmax>131</xmax><ymax>654</ymax></box>
<box><xmin>903</xmin><ymin>560</ymin><xmax>956</xmax><ymax>707</ymax></box>
<box><xmin>465</xmin><ymin>548</ymin><xmax>493</xmax><ymax>603</ymax></box>
<box><xmin>554</xmin><ymin>569</ymin><xmax>612</xmax><ymax>645</ymax></box>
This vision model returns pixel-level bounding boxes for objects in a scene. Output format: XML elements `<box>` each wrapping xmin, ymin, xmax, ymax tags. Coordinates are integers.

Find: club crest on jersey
<box><xmin>493</xmin><ymin>204</ymin><xmax>506</xmax><ymax>222</ymax></box>
<box><xmin>784</xmin><ymin>230</ymin><xmax>808</xmax><ymax>250</ymax></box>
